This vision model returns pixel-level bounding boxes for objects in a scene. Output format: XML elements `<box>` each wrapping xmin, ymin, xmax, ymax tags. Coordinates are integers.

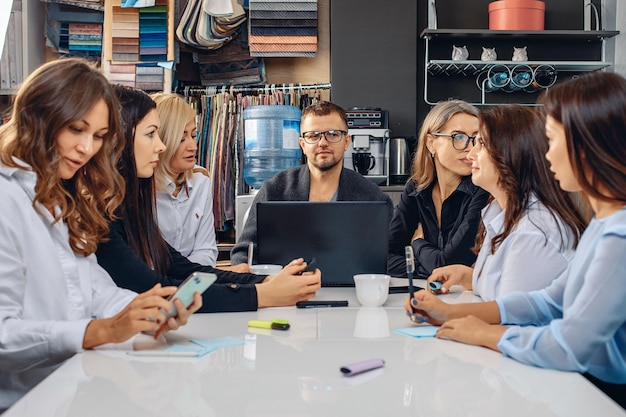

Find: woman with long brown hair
<box><xmin>0</xmin><ymin>58</ymin><xmax>200</xmax><ymax>412</ymax></box>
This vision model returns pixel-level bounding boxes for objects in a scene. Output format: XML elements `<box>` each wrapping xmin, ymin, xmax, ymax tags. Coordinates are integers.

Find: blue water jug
<box><xmin>243</xmin><ymin>105</ymin><xmax>302</xmax><ymax>189</ymax></box>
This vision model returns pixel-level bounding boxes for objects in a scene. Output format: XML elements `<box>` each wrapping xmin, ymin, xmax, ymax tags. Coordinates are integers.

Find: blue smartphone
<box><xmin>162</xmin><ymin>272</ymin><xmax>216</xmax><ymax>319</ymax></box>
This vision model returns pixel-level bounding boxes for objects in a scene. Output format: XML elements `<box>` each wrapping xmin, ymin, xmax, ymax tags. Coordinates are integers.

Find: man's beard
<box><xmin>311</xmin><ymin>153</ymin><xmax>342</xmax><ymax>171</ymax></box>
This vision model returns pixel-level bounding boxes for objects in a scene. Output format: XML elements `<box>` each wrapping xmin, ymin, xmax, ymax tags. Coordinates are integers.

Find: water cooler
<box><xmin>235</xmin><ymin>105</ymin><xmax>302</xmax><ymax>242</ymax></box>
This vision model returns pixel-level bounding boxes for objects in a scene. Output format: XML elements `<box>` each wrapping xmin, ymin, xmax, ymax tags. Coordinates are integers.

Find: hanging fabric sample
<box><xmin>196</xmin><ymin>35</ymin><xmax>266</xmax><ymax>86</ymax></box>
<box><xmin>104</xmin><ymin>0</ymin><xmax>169</xmax><ymax>91</ymax></box>
<box><xmin>194</xmin><ymin>91</ymin><xmax>241</xmax><ymax>231</ymax></box>
<box><xmin>248</xmin><ymin>0</ymin><xmax>318</xmax><ymax>57</ymax></box>
<box><xmin>176</xmin><ymin>0</ymin><xmax>246</xmax><ymax>50</ymax></box>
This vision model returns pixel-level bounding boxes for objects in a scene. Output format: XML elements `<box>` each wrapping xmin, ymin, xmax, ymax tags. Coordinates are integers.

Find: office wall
<box><xmin>329</xmin><ymin>1</ymin><xmax>418</xmax><ymax>138</ymax></box>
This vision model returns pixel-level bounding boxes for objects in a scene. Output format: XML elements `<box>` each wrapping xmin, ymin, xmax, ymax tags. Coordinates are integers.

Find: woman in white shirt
<box><xmin>152</xmin><ymin>93</ymin><xmax>247</xmax><ymax>272</ymax></box>
<box><xmin>151</xmin><ymin>93</ymin><xmax>217</xmax><ymax>265</ymax></box>
<box><xmin>427</xmin><ymin>105</ymin><xmax>586</xmax><ymax>300</ymax></box>
<box><xmin>405</xmin><ymin>71</ymin><xmax>626</xmax><ymax>408</ymax></box>
<box><xmin>0</xmin><ymin>59</ymin><xmax>200</xmax><ymax>412</ymax></box>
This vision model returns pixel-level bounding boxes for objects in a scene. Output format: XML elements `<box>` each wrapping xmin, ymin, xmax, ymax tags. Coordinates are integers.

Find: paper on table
<box><xmin>393</xmin><ymin>326</ymin><xmax>439</xmax><ymax>338</ymax></box>
<box><xmin>190</xmin><ymin>336</ymin><xmax>245</xmax><ymax>351</ymax></box>
<box><xmin>130</xmin><ymin>336</ymin><xmax>244</xmax><ymax>358</ymax></box>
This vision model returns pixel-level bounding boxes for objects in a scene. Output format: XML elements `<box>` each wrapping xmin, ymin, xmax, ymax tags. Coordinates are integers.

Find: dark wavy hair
<box><xmin>473</xmin><ymin>105</ymin><xmax>587</xmax><ymax>254</ymax></box>
<box><xmin>0</xmin><ymin>58</ymin><xmax>125</xmax><ymax>256</ymax></box>
<box><xmin>114</xmin><ymin>85</ymin><xmax>170</xmax><ymax>274</ymax></box>
<box><xmin>538</xmin><ymin>71</ymin><xmax>626</xmax><ymax>205</ymax></box>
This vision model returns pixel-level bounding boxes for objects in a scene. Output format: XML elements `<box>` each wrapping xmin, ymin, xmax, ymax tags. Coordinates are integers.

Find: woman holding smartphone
<box><xmin>95</xmin><ymin>86</ymin><xmax>321</xmax><ymax>312</ymax></box>
<box><xmin>0</xmin><ymin>59</ymin><xmax>200</xmax><ymax>412</ymax></box>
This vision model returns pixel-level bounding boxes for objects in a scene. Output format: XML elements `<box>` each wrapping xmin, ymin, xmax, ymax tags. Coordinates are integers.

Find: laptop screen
<box><xmin>256</xmin><ymin>201</ymin><xmax>389</xmax><ymax>287</ymax></box>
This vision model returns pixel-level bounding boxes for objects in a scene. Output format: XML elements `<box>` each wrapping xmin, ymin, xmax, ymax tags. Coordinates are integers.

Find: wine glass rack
<box><xmin>421</xmin><ymin>29</ymin><xmax>619</xmax><ymax>106</ymax></box>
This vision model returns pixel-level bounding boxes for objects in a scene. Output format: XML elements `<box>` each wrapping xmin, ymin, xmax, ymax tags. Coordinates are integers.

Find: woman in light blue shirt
<box><xmin>427</xmin><ymin>105</ymin><xmax>586</xmax><ymax>300</ymax></box>
<box><xmin>405</xmin><ymin>71</ymin><xmax>626</xmax><ymax>408</ymax></box>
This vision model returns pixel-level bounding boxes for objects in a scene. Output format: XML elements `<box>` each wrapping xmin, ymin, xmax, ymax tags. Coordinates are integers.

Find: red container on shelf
<box><xmin>489</xmin><ymin>0</ymin><xmax>545</xmax><ymax>30</ymax></box>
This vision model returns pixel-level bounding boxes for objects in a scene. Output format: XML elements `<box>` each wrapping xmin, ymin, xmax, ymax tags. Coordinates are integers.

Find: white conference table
<box><xmin>5</xmin><ymin>280</ymin><xmax>626</xmax><ymax>417</ymax></box>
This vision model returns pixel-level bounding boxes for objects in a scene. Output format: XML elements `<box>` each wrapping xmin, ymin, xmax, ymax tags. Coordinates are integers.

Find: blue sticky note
<box><xmin>190</xmin><ymin>336</ymin><xmax>245</xmax><ymax>351</ymax></box>
<box><xmin>393</xmin><ymin>326</ymin><xmax>439</xmax><ymax>338</ymax></box>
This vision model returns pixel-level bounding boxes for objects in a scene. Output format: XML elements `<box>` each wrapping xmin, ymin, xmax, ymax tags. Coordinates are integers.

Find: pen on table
<box><xmin>405</xmin><ymin>245</ymin><xmax>415</xmax><ymax>301</ymax></box>
<box><xmin>127</xmin><ymin>350</ymin><xmax>199</xmax><ymax>357</ymax></box>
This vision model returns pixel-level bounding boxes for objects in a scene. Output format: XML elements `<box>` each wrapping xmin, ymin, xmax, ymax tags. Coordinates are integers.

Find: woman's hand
<box><xmin>83</xmin><ymin>284</ymin><xmax>202</xmax><ymax>349</ymax></box>
<box><xmin>256</xmin><ymin>259</ymin><xmax>321</xmax><ymax>307</ymax></box>
<box><xmin>403</xmin><ymin>289</ymin><xmax>452</xmax><ymax>325</ymax></box>
<box><xmin>427</xmin><ymin>264</ymin><xmax>474</xmax><ymax>293</ymax></box>
<box><xmin>436</xmin><ymin>315</ymin><xmax>506</xmax><ymax>352</ymax></box>
<box><xmin>154</xmin><ymin>291</ymin><xmax>202</xmax><ymax>339</ymax></box>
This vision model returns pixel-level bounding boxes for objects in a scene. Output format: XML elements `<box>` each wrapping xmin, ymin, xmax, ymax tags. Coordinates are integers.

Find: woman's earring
<box><xmin>430</xmin><ymin>152</ymin><xmax>435</xmax><ymax>158</ymax></box>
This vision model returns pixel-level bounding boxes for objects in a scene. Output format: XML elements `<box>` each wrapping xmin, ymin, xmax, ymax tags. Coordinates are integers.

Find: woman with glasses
<box><xmin>427</xmin><ymin>105</ymin><xmax>586</xmax><ymax>299</ymax></box>
<box><xmin>388</xmin><ymin>100</ymin><xmax>489</xmax><ymax>277</ymax></box>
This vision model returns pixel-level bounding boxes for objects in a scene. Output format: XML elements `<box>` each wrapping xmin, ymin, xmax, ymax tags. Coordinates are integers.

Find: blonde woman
<box><xmin>152</xmin><ymin>93</ymin><xmax>246</xmax><ymax>272</ymax></box>
<box><xmin>387</xmin><ymin>100</ymin><xmax>489</xmax><ymax>277</ymax></box>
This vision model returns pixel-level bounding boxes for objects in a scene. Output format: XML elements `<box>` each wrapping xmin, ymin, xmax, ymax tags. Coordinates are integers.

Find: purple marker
<box><xmin>340</xmin><ymin>358</ymin><xmax>385</xmax><ymax>377</ymax></box>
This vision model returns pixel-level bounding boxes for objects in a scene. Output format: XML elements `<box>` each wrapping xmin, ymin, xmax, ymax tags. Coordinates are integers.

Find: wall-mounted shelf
<box><xmin>427</xmin><ymin>60</ymin><xmax>611</xmax><ymax>76</ymax></box>
<box><xmin>421</xmin><ymin>29</ymin><xmax>619</xmax><ymax>106</ymax></box>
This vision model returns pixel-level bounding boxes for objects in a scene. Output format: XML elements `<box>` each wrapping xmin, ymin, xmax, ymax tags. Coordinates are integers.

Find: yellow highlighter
<box><xmin>247</xmin><ymin>319</ymin><xmax>290</xmax><ymax>331</ymax></box>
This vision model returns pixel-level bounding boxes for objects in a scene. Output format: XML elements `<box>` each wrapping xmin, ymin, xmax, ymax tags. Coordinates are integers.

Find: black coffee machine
<box><xmin>343</xmin><ymin>108</ymin><xmax>389</xmax><ymax>184</ymax></box>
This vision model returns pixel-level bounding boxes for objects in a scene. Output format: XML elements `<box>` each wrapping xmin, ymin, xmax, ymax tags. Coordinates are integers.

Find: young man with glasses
<box><xmin>230</xmin><ymin>101</ymin><xmax>393</xmax><ymax>266</ymax></box>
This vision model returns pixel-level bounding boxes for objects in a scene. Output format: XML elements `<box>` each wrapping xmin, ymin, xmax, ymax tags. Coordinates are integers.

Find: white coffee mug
<box><xmin>353</xmin><ymin>274</ymin><xmax>390</xmax><ymax>307</ymax></box>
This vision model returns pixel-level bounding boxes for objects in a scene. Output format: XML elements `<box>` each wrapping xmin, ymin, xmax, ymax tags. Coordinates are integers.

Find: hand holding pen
<box><xmin>403</xmin><ymin>285</ymin><xmax>451</xmax><ymax>326</ymax></box>
<box><xmin>404</xmin><ymin>246</ymin><xmax>423</xmax><ymax>323</ymax></box>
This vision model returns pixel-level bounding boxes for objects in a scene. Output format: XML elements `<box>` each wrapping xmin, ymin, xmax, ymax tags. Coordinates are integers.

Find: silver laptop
<box><xmin>256</xmin><ymin>201</ymin><xmax>389</xmax><ymax>287</ymax></box>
